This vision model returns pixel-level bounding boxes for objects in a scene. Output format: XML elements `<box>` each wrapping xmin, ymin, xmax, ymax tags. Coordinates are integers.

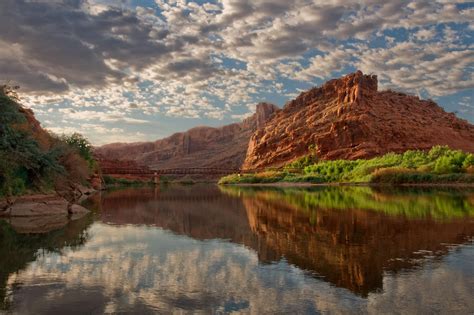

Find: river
<box><xmin>1</xmin><ymin>185</ymin><xmax>473</xmax><ymax>314</ymax></box>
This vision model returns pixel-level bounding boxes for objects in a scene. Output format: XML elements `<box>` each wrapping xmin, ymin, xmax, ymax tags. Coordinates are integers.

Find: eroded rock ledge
<box><xmin>0</xmin><ymin>191</ymin><xmax>93</xmax><ymax>234</ymax></box>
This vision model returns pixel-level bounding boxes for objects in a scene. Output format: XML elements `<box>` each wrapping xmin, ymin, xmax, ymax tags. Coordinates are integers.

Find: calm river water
<box><xmin>1</xmin><ymin>185</ymin><xmax>473</xmax><ymax>314</ymax></box>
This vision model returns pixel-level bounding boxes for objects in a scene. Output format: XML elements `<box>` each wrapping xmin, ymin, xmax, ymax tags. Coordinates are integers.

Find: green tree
<box><xmin>0</xmin><ymin>86</ymin><xmax>63</xmax><ymax>196</ymax></box>
<box><xmin>61</xmin><ymin>133</ymin><xmax>95</xmax><ymax>170</ymax></box>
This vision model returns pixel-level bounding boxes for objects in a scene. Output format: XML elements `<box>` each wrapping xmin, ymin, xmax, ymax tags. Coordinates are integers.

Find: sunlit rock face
<box><xmin>243</xmin><ymin>71</ymin><xmax>474</xmax><ymax>169</ymax></box>
<box><xmin>95</xmin><ymin>103</ymin><xmax>279</xmax><ymax>170</ymax></box>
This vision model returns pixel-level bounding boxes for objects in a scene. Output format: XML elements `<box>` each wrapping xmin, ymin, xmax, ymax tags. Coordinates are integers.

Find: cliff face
<box><xmin>244</xmin><ymin>71</ymin><xmax>474</xmax><ymax>169</ymax></box>
<box><xmin>96</xmin><ymin>103</ymin><xmax>279</xmax><ymax>169</ymax></box>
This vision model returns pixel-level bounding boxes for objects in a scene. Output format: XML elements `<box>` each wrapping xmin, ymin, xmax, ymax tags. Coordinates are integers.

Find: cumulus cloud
<box><xmin>0</xmin><ymin>0</ymin><xmax>472</xmax><ymax>142</ymax></box>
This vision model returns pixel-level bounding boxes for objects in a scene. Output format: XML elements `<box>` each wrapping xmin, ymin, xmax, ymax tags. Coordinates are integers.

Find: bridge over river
<box><xmin>100</xmin><ymin>166</ymin><xmax>301</xmax><ymax>184</ymax></box>
<box><xmin>101</xmin><ymin>167</ymin><xmax>249</xmax><ymax>176</ymax></box>
<box><xmin>100</xmin><ymin>167</ymin><xmax>253</xmax><ymax>185</ymax></box>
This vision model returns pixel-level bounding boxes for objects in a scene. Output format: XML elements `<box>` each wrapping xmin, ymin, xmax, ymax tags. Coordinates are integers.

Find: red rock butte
<box><xmin>96</xmin><ymin>71</ymin><xmax>474</xmax><ymax>172</ymax></box>
<box><xmin>243</xmin><ymin>71</ymin><xmax>474</xmax><ymax>169</ymax></box>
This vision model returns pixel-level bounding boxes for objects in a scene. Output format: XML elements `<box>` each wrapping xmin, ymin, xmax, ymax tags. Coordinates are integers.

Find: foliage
<box><xmin>103</xmin><ymin>176</ymin><xmax>151</xmax><ymax>186</ymax></box>
<box><xmin>0</xmin><ymin>86</ymin><xmax>95</xmax><ymax>196</ymax></box>
<box><xmin>60</xmin><ymin>133</ymin><xmax>96</xmax><ymax>171</ymax></box>
<box><xmin>220</xmin><ymin>185</ymin><xmax>474</xmax><ymax>220</ymax></box>
<box><xmin>303</xmin><ymin>146</ymin><xmax>474</xmax><ymax>183</ymax></box>
<box><xmin>0</xmin><ymin>89</ymin><xmax>63</xmax><ymax>195</ymax></box>
<box><xmin>284</xmin><ymin>144</ymin><xmax>319</xmax><ymax>170</ymax></box>
<box><xmin>219</xmin><ymin>171</ymin><xmax>286</xmax><ymax>184</ymax></box>
<box><xmin>220</xmin><ymin>146</ymin><xmax>474</xmax><ymax>185</ymax></box>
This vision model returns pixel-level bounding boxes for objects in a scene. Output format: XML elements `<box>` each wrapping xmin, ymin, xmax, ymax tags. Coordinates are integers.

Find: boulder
<box><xmin>8</xmin><ymin>215</ymin><xmax>68</xmax><ymax>234</ymax></box>
<box><xmin>69</xmin><ymin>204</ymin><xmax>90</xmax><ymax>221</ymax></box>
<box><xmin>8</xmin><ymin>195</ymin><xmax>69</xmax><ymax>217</ymax></box>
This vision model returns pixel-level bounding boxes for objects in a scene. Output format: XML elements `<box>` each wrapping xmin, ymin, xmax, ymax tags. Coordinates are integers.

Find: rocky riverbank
<box><xmin>0</xmin><ymin>186</ymin><xmax>95</xmax><ymax>233</ymax></box>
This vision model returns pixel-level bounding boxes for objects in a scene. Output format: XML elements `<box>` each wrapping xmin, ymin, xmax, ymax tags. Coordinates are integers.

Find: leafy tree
<box><xmin>0</xmin><ymin>86</ymin><xmax>64</xmax><ymax>195</ymax></box>
<box><xmin>60</xmin><ymin>133</ymin><xmax>96</xmax><ymax>171</ymax></box>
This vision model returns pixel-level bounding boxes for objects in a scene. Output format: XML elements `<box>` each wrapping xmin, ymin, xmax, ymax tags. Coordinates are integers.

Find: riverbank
<box><xmin>220</xmin><ymin>182</ymin><xmax>474</xmax><ymax>188</ymax></box>
<box><xmin>0</xmin><ymin>184</ymin><xmax>96</xmax><ymax>233</ymax></box>
<box><xmin>219</xmin><ymin>146</ymin><xmax>474</xmax><ymax>186</ymax></box>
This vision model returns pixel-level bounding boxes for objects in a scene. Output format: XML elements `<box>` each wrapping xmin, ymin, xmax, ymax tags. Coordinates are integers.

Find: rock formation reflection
<box><xmin>85</xmin><ymin>185</ymin><xmax>474</xmax><ymax>297</ymax></box>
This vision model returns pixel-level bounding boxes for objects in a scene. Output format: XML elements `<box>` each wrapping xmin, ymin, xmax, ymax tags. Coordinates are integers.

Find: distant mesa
<box><xmin>95</xmin><ymin>102</ymin><xmax>279</xmax><ymax>171</ymax></box>
<box><xmin>96</xmin><ymin>71</ymin><xmax>474</xmax><ymax>171</ymax></box>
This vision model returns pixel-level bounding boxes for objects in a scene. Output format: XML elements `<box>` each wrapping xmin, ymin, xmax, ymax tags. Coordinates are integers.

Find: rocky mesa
<box><xmin>243</xmin><ymin>71</ymin><xmax>474</xmax><ymax>169</ymax></box>
<box><xmin>95</xmin><ymin>103</ymin><xmax>279</xmax><ymax>170</ymax></box>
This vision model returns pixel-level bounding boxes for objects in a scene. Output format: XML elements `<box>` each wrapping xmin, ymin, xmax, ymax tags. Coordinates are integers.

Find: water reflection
<box><xmin>223</xmin><ymin>186</ymin><xmax>474</xmax><ymax>296</ymax></box>
<box><xmin>0</xmin><ymin>185</ymin><xmax>473</xmax><ymax>314</ymax></box>
<box><xmin>83</xmin><ymin>185</ymin><xmax>474</xmax><ymax>297</ymax></box>
<box><xmin>0</xmin><ymin>215</ymin><xmax>93</xmax><ymax>310</ymax></box>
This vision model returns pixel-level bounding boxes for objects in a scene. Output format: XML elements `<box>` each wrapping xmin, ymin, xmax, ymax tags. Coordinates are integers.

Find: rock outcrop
<box><xmin>0</xmin><ymin>194</ymin><xmax>91</xmax><ymax>233</ymax></box>
<box><xmin>243</xmin><ymin>71</ymin><xmax>474</xmax><ymax>169</ymax></box>
<box><xmin>96</xmin><ymin>103</ymin><xmax>279</xmax><ymax>170</ymax></box>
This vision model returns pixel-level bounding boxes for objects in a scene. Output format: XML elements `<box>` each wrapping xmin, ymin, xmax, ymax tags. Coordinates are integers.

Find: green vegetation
<box><xmin>0</xmin><ymin>85</ymin><xmax>95</xmax><ymax>197</ymax></box>
<box><xmin>220</xmin><ymin>185</ymin><xmax>474</xmax><ymax>220</ymax></box>
<box><xmin>103</xmin><ymin>176</ymin><xmax>152</xmax><ymax>187</ymax></box>
<box><xmin>219</xmin><ymin>146</ymin><xmax>474</xmax><ymax>185</ymax></box>
<box><xmin>60</xmin><ymin>133</ymin><xmax>96</xmax><ymax>171</ymax></box>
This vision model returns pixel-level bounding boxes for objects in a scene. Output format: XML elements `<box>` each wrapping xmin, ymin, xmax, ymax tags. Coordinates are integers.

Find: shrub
<box><xmin>282</xmin><ymin>174</ymin><xmax>324</xmax><ymax>183</ymax></box>
<box><xmin>434</xmin><ymin>156</ymin><xmax>460</xmax><ymax>174</ymax></box>
<box><xmin>220</xmin><ymin>146</ymin><xmax>474</xmax><ymax>185</ymax></box>
<box><xmin>0</xmin><ymin>86</ymin><xmax>96</xmax><ymax>196</ymax></box>
<box><xmin>463</xmin><ymin>154</ymin><xmax>474</xmax><ymax>169</ymax></box>
<box><xmin>103</xmin><ymin>176</ymin><xmax>150</xmax><ymax>186</ymax></box>
<box><xmin>61</xmin><ymin>133</ymin><xmax>96</xmax><ymax>171</ymax></box>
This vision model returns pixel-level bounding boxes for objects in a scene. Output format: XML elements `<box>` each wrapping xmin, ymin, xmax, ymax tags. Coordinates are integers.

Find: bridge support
<box><xmin>153</xmin><ymin>172</ymin><xmax>160</xmax><ymax>185</ymax></box>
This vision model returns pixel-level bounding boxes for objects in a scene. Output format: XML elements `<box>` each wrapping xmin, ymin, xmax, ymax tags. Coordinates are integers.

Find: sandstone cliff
<box><xmin>243</xmin><ymin>71</ymin><xmax>474</xmax><ymax>169</ymax></box>
<box><xmin>96</xmin><ymin>103</ymin><xmax>279</xmax><ymax>169</ymax></box>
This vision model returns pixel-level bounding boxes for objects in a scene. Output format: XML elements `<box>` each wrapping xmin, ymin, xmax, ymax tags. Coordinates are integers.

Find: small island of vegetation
<box><xmin>219</xmin><ymin>146</ymin><xmax>474</xmax><ymax>185</ymax></box>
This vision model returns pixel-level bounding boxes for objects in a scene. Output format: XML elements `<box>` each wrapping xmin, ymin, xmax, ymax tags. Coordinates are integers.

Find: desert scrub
<box><xmin>303</xmin><ymin>146</ymin><xmax>474</xmax><ymax>183</ymax></box>
<box><xmin>219</xmin><ymin>146</ymin><xmax>474</xmax><ymax>185</ymax></box>
<box><xmin>103</xmin><ymin>176</ymin><xmax>151</xmax><ymax>187</ymax></box>
<box><xmin>219</xmin><ymin>171</ymin><xmax>286</xmax><ymax>184</ymax></box>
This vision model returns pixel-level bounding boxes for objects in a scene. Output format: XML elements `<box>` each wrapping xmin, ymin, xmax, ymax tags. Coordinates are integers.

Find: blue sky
<box><xmin>1</xmin><ymin>0</ymin><xmax>473</xmax><ymax>145</ymax></box>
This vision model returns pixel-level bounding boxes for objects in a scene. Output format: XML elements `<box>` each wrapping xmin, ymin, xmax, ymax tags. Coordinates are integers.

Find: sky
<box><xmin>0</xmin><ymin>0</ymin><xmax>473</xmax><ymax>145</ymax></box>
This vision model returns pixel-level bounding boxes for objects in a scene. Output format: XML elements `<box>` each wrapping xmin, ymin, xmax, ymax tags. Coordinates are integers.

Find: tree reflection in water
<box><xmin>86</xmin><ymin>185</ymin><xmax>474</xmax><ymax>296</ymax></box>
<box><xmin>0</xmin><ymin>215</ymin><xmax>93</xmax><ymax>310</ymax></box>
<box><xmin>0</xmin><ymin>185</ymin><xmax>473</xmax><ymax>313</ymax></box>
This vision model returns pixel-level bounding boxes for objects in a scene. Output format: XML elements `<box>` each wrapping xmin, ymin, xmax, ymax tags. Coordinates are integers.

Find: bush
<box><xmin>371</xmin><ymin>172</ymin><xmax>474</xmax><ymax>184</ymax></box>
<box><xmin>219</xmin><ymin>146</ymin><xmax>474</xmax><ymax>185</ymax></box>
<box><xmin>60</xmin><ymin>133</ymin><xmax>96</xmax><ymax>171</ymax></box>
<box><xmin>103</xmin><ymin>176</ymin><xmax>150</xmax><ymax>186</ymax></box>
<box><xmin>304</xmin><ymin>146</ymin><xmax>474</xmax><ymax>183</ymax></box>
<box><xmin>282</xmin><ymin>174</ymin><xmax>324</xmax><ymax>183</ymax></box>
<box><xmin>462</xmin><ymin>154</ymin><xmax>474</xmax><ymax>169</ymax></box>
<box><xmin>219</xmin><ymin>172</ymin><xmax>286</xmax><ymax>184</ymax></box>
<box><xmin>0</xmin><ymin>86</ymin><xmax>96</xmax><ymax>196</ymax></box>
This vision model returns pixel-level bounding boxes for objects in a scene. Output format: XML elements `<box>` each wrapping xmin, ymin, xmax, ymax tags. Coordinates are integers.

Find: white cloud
<box><xmin>1</xmin><ymin>0</ymin><xmax>473</xmax><ymax>141</ymax></box>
